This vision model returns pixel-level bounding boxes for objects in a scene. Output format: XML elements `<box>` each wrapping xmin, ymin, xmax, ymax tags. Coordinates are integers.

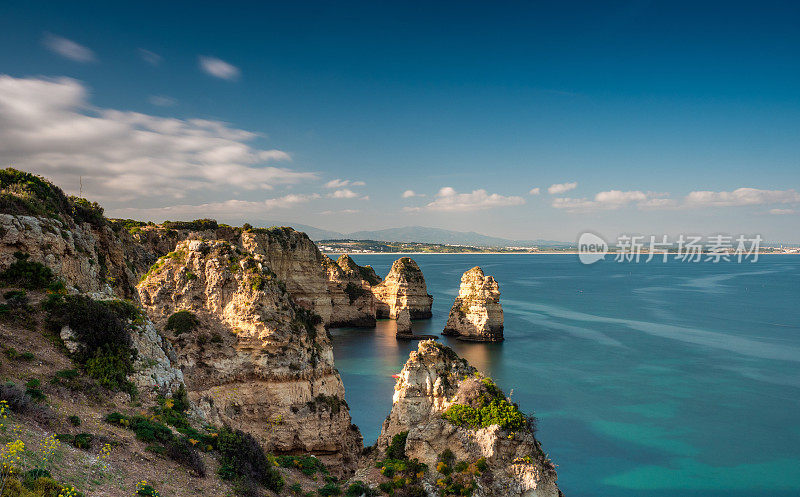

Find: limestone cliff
<box><xmin>443</xmin><ymin>266</ymin><xmax>504</xmax><ymax>342</ymax></box>
<box><xmin>137</xmin><ymin>239</ymin><xmax>362</xmax><ymax>472</ymax></box>
<box><xmin>133</xmin><ymin>224</ymin><xmax>379</xmax><ymax>329</ymax></box>
<box><xmin>0</xmin><ymin>213</ymin><xmax>153</xmax><ymax>299</ymax></box>
<box><xmin>322</xmin><ymin>255</ymin><xmax>377</xmax><ymax>327</ymax></box>
<box><xmin>374</xmin><ymin>341</ymin><xmax>561</xmax><ymax>497</ymax></box>
<box><xmin>372</xmin><ymin>257</ymin><xmax>433</xmax><ymax>319</ymax></box>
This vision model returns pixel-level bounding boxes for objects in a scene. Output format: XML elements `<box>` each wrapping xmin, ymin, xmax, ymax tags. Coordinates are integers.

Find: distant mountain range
<box><xmin>261</xmin><ymin>222</ymin><xmax>569</xmax><ymax>247</ymax></box>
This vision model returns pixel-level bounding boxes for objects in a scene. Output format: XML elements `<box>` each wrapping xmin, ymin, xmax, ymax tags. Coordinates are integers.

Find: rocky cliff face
<box><xmin>443</xmin><ymin>266</ymin><xmax>504</xmax><ymax>342</ymax></box>
<box><xmin>137</xmin><ymin>239</ymin><xmax>362</xmax><ymax>473</ymax></box>
<box><xmin>375</xmin><ymin>341</ymin><xmax>561</xmax><ymax>497</ymax></box>
<box><xmin>372</xmin><ymin>257</ymin><xmax>433</xmax><ymax>319</ymax></box>
<box><xmin>323</xmin><ymin>255</ymin><xmax>377</xmax><ymax>327</ymax></box>
<box><xmin>0</xmin><ymin>213</ymin><xmax>153</xmax><ymax>299</ymax></box>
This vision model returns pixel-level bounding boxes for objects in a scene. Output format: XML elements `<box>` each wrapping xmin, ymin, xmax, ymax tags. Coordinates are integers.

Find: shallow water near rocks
<box><xmin>329</xmin><ymin>254</ymin><xmax>800</xmax><ymax>497</ymax></box>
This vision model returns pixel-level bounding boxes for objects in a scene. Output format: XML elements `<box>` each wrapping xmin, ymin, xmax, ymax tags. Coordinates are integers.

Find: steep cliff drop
<box><xmin>137</xmin><ymin>239</ymin><xmax>362</xmax><ymax>473</ymax></box>
<box><xmin>371</xmin><ymin>340</ymin><xmax>561</xmax><ymax>496</ymax></box>
<box><xmin>372</xmin><ymin>257</ymin><xmax>433</xmax><ymax>319</ymax></box>
<box><xmin>443</xmin><ymin>266</ymin><xmax>504</xmax><ymax>342</ymax></box>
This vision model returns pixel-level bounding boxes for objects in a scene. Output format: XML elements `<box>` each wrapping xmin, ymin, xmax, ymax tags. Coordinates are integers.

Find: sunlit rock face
<box><xmin>137</xmin><ymin>239</ymin><xmax>362</xmax><ymax>474</ymax></box>
<box><xmin>443</xmin><ymin>266</ymin><xmax>504</xmax><ymax>342</ymax></box>
<box><xmin>375</xmin><ymin>341</ymin><xmax>561</xmax><ymax>497</ymax></box>
<box><xmin>372</xmin><ymin>257</ymin><xmax>433</xmax><ymax>319</ymax></box>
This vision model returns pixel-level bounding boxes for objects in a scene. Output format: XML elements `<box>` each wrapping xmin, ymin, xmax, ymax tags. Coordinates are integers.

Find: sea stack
<box><xmin>395</xmin><ymin>308</ymin><xmax>412</xmax><ymax>336</ymax></box>
<box><xmin>372</xmin><ymin>257</ymin><xmax>433</xmax><ymax>319</ymax></box>
<box><xmin>374</xmin><ymin>341</ymin><xmax>561</xmax><ymax>496</ymax></box>
<box><xmin>443</xmin><ymin>266</ymin><xmax>504</xmax><ymax>341</ymax></box>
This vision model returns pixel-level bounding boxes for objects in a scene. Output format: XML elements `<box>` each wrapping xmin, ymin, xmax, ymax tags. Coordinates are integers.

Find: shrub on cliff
<box><xmin>44</xmin><ymin>294</ymin><xmax>137</xmax><ymax>394</ymax></box>
<box><xmin>385</xmin><ymin>431</ymin><xmax>408</xmax><ymax>460</ymax></box>
<box><xmin>442</xmin><ymin>377</ymin><xmax>528</xmax><ymax>431</ymax></box>
<box><xmin>162</xmin><ymin>218</ymin><xmax>218</xmax><ymax>231</ymax></box>
<box><xmin>217</xmin><ymin>426</ymin><xmax>284</xmax><ymax>493</ymax></box>
<box><xmin>165</xmin><ymin>310</ymin><xmax>200</xmax><ymax>336</ymax></box>
<box><xmin>69</xmin><ymin>196</ymin><xmax>105</xmax><ymax>226</ymax></box>
<box><xmin>0</xmin><ymin>168</ymin><xmax>72</xmax><ymax>218</ymax></box>
<box><xmin>1</xmin><ymin>252</ymin><xmax>54</xmax><ymax>289</ymax></box>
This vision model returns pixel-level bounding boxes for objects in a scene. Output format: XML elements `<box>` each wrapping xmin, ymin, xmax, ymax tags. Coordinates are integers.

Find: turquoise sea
<box><xmin>329</xmin><ymin>254</ymin><xmax>800</xmax><ymax>497</ymax></box>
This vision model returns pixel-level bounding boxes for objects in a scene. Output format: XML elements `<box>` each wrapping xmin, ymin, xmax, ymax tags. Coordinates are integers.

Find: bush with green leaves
<box><xmin>217</xmin><ymin>425</ymin><xmax>284</xmax><ymax>493</ymax></box>
<box><xmin>442</xmin><ymin>377</ymin><xmax>528</xmax><ymax>432</ymax></box>
<box><xmin>1</xmin><ymin>252</ymin><xmax>54</xmax><ymax>289</ymax></box>
<box><xmin>0</xmin><ymin>167</ymin><xmax>72</xmax><ymax>218</ymax></box>
<box><xmin>162</xmin><ymin>218</ymin><xmax>218</xmax><ymax>231</ymax></box>
<box><xmin>386</xmin><ymin>431</ymin><xmax>408</xmax><ymax>460</ymax></box>
<box><xmin>276</xmin><ymin>455</ymin><xmax>328</xmax><ymax>476</ymax></box>
<box><xmin>44</xmin><ymin>294</ymin><xmax>137</xmax><ymax>394</ymax></box>
<box><xmin>165</xmin><ymin>310</ymin><xmax>200</xmax><ymax>336</ymax></box>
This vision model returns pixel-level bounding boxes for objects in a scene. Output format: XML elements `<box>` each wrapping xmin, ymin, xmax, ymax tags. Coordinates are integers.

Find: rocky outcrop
<box><xmin>137</xmin><ymin>239</ymin><xmax>362</xmax><ymax>473</ymax></box>
<box><xmin>323</xmin><ymin>255</ymin><xmax>376</xmax><ymax>327</ymax></box>
<box><xmin>372</xmin><ymin>257</ymin><xmax>433</xmax><ymax>319</ymax></box>
<box><xmin>395</xmin><ymin>308</ymin><xmax>412</xmax><ymax>336</ymax></box>
<box><xmin>0</xmin><ymin>213</ymin><xmax>152</xmax><ymax>299</ymax></box>
<box><xmin>374</xmin><ymin>341</ymin><xmax>560</xmax><ymax>497</ymax></box>
<box><xmin>443</xmin><ymin>266</ymin><xmax>504</xmax><ymax>342</ymax></box>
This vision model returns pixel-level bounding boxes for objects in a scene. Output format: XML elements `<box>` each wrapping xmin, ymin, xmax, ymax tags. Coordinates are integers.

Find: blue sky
<box><xmin>0</xmin><ymin>1</ymin><xmax>798</xmax><ymax>241</ymax></box>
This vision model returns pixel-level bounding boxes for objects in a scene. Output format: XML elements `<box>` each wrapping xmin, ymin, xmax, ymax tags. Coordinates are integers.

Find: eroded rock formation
<box><xmin>395</xmin><ymin>308</ymin><xmax>412</xmax><ymax>336</ymax></box>
<box><xmin>443</xmin><ymin>266</ymin><xmax>504</xmax><ymax>342</ymax></box>
<box><xmin>375</xmin><ymin>340</ymin><xmax>561</xmax><ymax>496</ymax></box>
<box><xmin>137</xmin><ymin>239</ymin><xmax>362</xmax><ymax>473</ymax></box>
<box><xmin>372</xmin><ymin>257</ymin><xmax>433</xmax><ymax>319</ymax></box>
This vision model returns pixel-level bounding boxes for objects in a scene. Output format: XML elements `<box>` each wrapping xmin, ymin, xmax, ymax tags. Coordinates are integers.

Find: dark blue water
<box><xmin>329</xmin><ymin>254</ymin><xmax>800</xmax><ymax>497</ymax></box>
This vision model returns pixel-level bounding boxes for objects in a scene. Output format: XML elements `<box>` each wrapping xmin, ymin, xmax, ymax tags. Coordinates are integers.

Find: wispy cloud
<box><xmin>325</xmin><ymin>179</ymin><xmax>366</xmax><ymax>189</ymax></box>
<box><xmin>327</xmin><ymin>189</ymin><xmax>369</xmax><ymax>200</ymax></box>
<box><xmin>548</xmin><ymin>182</ymin><xmax>577</xmax><ymax>194</ymax></box>
<box><xmin>148</xmin><ymin>95</ymin><xmax>177</xmax><ymax>107</ymax></box>
<box><xmin>529</xmin><ymin>187</ymin><xmax>540</xmax><ymax>195</ymax></box>
<box><xmin>0</xmin><ymin>75</ymin><xmax>315</xmax><ymax>203</ymax></box>
<box><xmin>42</xmin><ymin>33</ymin><xmax>95</xmax><ymax>62</ymax></box>
<box><xmin>553</xmin><ymin>187</ymin><xmax>800</xmax><ymax>213</ymax></box>
<box><xmin>199</xmin><ymin>56</ymin><xmax>240</xmax><ymax>80</ymax></box>
<box><xmin>321</xmin><ymin>209</ymin><xmax>360</xmax><ymax>215</ymax></box>
<box><xmin>114</xmin><ymin>194</ymin><xmax>321</xmax><ymax>221</ymax></box>
<box><xmin>402</xmin><ymin>190</ymin><xmax>425</xmax><ymax>198</ymax></box>
<box><xmin>138</xmin><ymin>48</ymin><xmax>162</xmax><ymax>66</ymax></box>
<box><xmin>684</xmin><ymin>188</ymin><xmax>800</xmax><ymax>207</ymax></box>
<box><xmin>405</xmin><ymin>187</ymin><xmax>525</xmax><ymax>212</ymax></box>
<box><xmin>769</xmin><ymin>208</ymin><xmax>795</xmax><ymax>215</ymax></box>
<box><xmin>552</xmin><ymin>190</ymin><xmax>669</xmax><ymax>212</ymax></box>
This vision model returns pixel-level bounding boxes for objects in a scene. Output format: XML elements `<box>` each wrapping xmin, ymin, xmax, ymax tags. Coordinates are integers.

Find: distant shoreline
<box><xmin>323</xmin><ymin>251</ymin><xmax>799</xmax><ymax>256</ymax></box>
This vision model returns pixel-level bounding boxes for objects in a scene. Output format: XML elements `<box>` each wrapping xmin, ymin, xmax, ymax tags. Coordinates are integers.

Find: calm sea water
<box><xmin>329</xmin><ymin>254</ymin><xmax>800</xmax><ymax>497</ymax></box>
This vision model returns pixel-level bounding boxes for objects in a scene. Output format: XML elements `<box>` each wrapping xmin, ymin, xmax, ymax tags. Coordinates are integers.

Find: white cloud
<box><xmin>405</xmin><ymin>187</ymin><xmax>525</xmax><ymax>212</ymax></box>
<box><xmin>0</xmin><ymin>75</ymin><xmax>314</xmax><ymax>202</ymax></box>
<box><xmin>138</xmin><ymin>48</ymin><xmax>162</xmax><ymax>66</ymax></box>
<box><xmin>42</xmin><ymin>33</ymin><xmax>95</xmax><ymax>62</ymax></box>
<box><xmin>402</xmin><ymin>190</ymin><xmax>425</xmax><ymax>198</ymax></box>
<box><xmin>114</xmin><ymin>194</ymin><xmax>320</xmax><ymax>221</ymax></box>
<box><xmin>769</xmin><ymin>208</ymin><xmax>795</xmax><ymax>215</ymax></box>
<box><xmin>553</xmin><ymin>186</ymin><xmax>800</xmax><ymax>213</ymax></box>
<box><xmin>321</xmin><ymin>209</ymin><xmax>360</xmax><ymax>215</ymax></box>
<box><xmin>327</xmin><ymin>189</ymin><xmax>369</xmax><ymax>200</ymax></box>
<box><xmin>684</xmin><ymin>188</ymin><xmax>800</xmax><ymax>207</ymax></box>
<box><xmin>148</xmin><ymin>95</ymin><xmax>177</xmax><ymax>107</ymax></box>
<box><xmin>552</xmin><ymin>190</ymin><xmax>669</xmax><ymax>212</ymax></box>
<box><xmin>199</xmin><ymin>56</ymin><xmax>240</xmax><ymax>80</ymax></box>
<box><xmin>325</xmin><ymin>179</ymin><xmax>366</xmax><ymax>189</ymax></box>
<box><xmin>529</xmin><ymin>187</ymin><xmax>540</xmax><ymax>195</ymax></box>
<box><xmin>548</xmin><ymin>182</ymin><xmax>577</xmax><ymax>194</ymax></box>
